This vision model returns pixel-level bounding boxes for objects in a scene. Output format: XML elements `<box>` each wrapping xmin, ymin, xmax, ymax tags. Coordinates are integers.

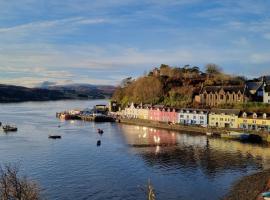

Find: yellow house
<box><xmin>137</xmin><ymin>105</ymin><xmax>150</xmax><ymax>120</ymax></box>
<box><xmin>209</xmin><ymin>109</ymin><xmax>240</xmax><ymax>129</ymax></box>
<box><xmin>238</xmin><ymin>112</ymin><xmax>270</xmax><ymax>132</ymax></box>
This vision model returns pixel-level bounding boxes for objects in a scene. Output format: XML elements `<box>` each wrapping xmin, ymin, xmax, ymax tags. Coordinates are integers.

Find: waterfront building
<box><xmin>263</xmin><ymin>84</ymin><xmax>270</xmax><ymax>104</ymax></box>
<box><xmin>149</xmin><ymin>105</ymin><xmax>164</xmax><ymax>122</ymax></box>
<box><xmin>124</xmin><ymin>102</ymin><xmax>139</xmax><ymax>118</ymax></box>
<box><xmin>161</xmin><ymin>108</ymin><xmax>178</xmax><ymax>123</ymax></box>
<box><xmin>178</xmin><ymin>109</ymin><xmax>208</xmax><ymax>126</ymax></box>
<box><xmin>238</xmin><ymin>112</ymin><xmax>270</xmax><ymax>132</ymax></box>
<box><xmin>199</xmin><ymin>85</ymin><xmax>247</xmax><ymax>107</ymax></box>
<box><xmin>246</xmin><ymin>81</ymin><xmax>264</xmax><ymax>102</ymax></box>
<box><xmin>137</xmin><ymin>104</ymin><xmax>151</xmax><ymax>120</ymax></box>
<box><xmin>209</xmin><ymin>109</ymin><xmax>240</xmax><ymax>128</ymax></box>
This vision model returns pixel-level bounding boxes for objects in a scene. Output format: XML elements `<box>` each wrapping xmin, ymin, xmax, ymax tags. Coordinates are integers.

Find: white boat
<box><xmin>206</xmin><ymin>132</ymin><xmax>212</xmax><ymax>136</ymax></box>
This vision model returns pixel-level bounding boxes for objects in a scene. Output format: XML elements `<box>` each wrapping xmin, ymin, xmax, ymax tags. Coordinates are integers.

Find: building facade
<box><xmin>124</xmin><ymin>103</ymin><xmax>139</xmax><ymax>118</ymax></box>
<box><xmin>209</xmin><ymin>109</ymin><xmax>240</xmax><ymax>128</ymax></box>
<box><xmin>149</xmin><ymin>105</ymin><xmax>164</xmax><ymax>122</ymax></box>
<box><xmin>263</xmin><ymin>84</ymin><xmax>270</xmax><ymax>104</ymax></box>
<box><xmin>199</xmin><ymin>86</ymin><xmax>247</xmax><ymax>107</ymax></box>
<box><xmin>238</xmin><ymin>112</ymin><xmax>270</xmax><ymax>132</ymax></box>
<box><xmin>137</xmin><ymin>105</ymin><xmax>150</xmax><ymax>120</ymax></box>
<box><xmin>161</xmin><ymin>108</ymin><xmax>178</xmax><ymax>123</ymax></box>
<box><xmin>178</xmin><ymin>109</ymin><xmax>208</xmax><ymax>126</ymax></box>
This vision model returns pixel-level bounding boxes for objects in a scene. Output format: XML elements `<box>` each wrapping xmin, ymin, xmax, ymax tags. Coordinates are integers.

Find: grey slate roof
<box><xmin>202</xmin><ymin>85</ymin><xmax>245</xmax><ymax>93</ymax></box>
<box><xmin>210</xmin><ymin>109</ymin><xmax>240</xmax><ymax>115</ymax></box>
<box><xmin>246</xmin><ymin>81</ymin><xmax>263</xmax><ymax>92</ymax></box>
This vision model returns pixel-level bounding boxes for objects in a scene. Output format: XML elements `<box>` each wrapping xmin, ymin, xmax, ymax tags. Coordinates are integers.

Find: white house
<box><xmin>178</xmin><ymin>109</ymin><xmax>208</xmax><ymax>126</ymax></box>
<box><xmin>263</xmin><ymin>83</ymin><xmax>270</xmax><ymax>104</ymax></box>
<box><xmin>124</xmin><ymin>102</ymin><xmax>139</xmax><ymax>118</ymax></box>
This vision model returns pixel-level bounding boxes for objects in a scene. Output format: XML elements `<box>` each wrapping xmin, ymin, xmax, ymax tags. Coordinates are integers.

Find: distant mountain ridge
<box><xmin>0</xmin><ymin>83</ymin><xmax>115</xmax><ymax>103</ymax></box>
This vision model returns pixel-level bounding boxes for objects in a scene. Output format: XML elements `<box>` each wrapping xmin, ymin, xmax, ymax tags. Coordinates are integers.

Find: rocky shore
<box><xmin>224</xmin><ymin>169</ymin><xmax>270</xmax><ymax>200</ymax></box>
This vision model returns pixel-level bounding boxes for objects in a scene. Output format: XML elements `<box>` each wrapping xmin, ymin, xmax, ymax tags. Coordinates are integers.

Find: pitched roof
<box><xmin>202</xmin><ymin>85</ymin><xmax>245</xmax><ymax>93</ymax></box>
<box><xmin>240</xmin><ymin>111</ymin><xmax>270</xmax><ymax>119</ymax></box>
<box><xmin>179</xmin><ymin>108</ymin><xmax>209</xmax><ymax>114</ymax></box>
<box><xmin>210</xmin><ymin>109</ymin><xmax>240</xmax><ymax>115</ymax></box>
<box><xmin>246</xmin><ymin>81</ymin><xmax>263</xmax><ymax>91</ymax></box>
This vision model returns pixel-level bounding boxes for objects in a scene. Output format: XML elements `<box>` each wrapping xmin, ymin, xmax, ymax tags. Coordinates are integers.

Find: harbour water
<box><xmin>1</xmin><ymin>100</ymin><xmax>270</xmax><ymax>200</ymax></box>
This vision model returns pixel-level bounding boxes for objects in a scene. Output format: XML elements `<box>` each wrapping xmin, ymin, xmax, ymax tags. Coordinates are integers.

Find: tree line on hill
<box><xmin>112</xmin><ymin>63</ymin><xmax>246</xmax><ymax>108</ymax></box>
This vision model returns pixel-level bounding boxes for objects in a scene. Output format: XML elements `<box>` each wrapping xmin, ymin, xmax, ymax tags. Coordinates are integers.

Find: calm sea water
<box><xmin>1</xmin><ymin>100</ymin><xmax>270</xmax><ymax>200</ymax></box>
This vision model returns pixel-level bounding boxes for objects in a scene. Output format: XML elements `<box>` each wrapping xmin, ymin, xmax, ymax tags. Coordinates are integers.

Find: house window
<box><xmin>180</xmin><ymin>115</ymin><xmax>184</xmax><ymax>118</ymax></box>
<box><xmin>193</xmin><ymin>116</ymin><xmax>196</xmax><ymax>120</ymax></box>
<box><xmin>200</xmin><ymin>116</ymin><xmax>204</xmax><ymax>120</ymax></box>
<box><xmin>220</xmin><ymin>95</ymin><xmax>224</xmax><ymax>100</ymax></box>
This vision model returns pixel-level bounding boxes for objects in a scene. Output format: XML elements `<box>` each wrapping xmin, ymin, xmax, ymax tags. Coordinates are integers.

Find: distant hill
<box><xmin>0</xmin><ymin>83</ymin><xmax>115</xmax><ymax>103</ymax></box>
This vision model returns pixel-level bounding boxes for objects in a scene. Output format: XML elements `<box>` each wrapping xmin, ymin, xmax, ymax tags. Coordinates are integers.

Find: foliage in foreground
<box><xmin>0</xmin><ymin>164</ymin><xmax>41</xmax><ymax>200</ymax></box>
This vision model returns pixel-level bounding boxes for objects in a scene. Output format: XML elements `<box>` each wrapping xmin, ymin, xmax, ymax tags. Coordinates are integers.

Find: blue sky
<box><xmin>0</xmin><ymin>0</ymin><xmax>270</xmax><ymax>87</ymax></box>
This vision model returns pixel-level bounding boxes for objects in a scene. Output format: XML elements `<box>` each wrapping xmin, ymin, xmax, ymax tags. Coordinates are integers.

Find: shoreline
<box><xmin>118</xmin><ymin>118</ymin><xmax>209</xmax><ymax>135</ymax></box>
<box><xmin>117</xmin><ymin>118</ymin><xmax>270</xmax><ymax>141</ymax></box>
<box><xmin>223</xmin><ymin>169</ymin><xmax>270</xmax><ymax>200</ymax></box>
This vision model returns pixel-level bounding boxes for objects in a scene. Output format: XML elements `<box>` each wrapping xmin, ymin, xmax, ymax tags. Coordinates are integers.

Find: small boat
<box><xmin>2</xmin><ymin>125</ymin><xmax>17</xmax><ymax>132</ymax></box>
<box><xmin>239</xmin><ymin>133</ymin><xmax>250</xmax><ymax>141</ymax></box>
<box><xmin>48</xmin><ymin>135</ymin><xmax>61</xmax><ymax>139</ymax></box>
<box><xmin>262</xmin><ymin>191</ymin><xmax>270</xmax><ymax>199</ymax></box>
<box><xmin>206</xmin><ymin>132</ymin><xmax>212</xmax><ymax>136</ymax></box>
<box><xmin>97</xmin><ymin>129</ymin><xmax>104</xmax><ymax>134</ymax></box>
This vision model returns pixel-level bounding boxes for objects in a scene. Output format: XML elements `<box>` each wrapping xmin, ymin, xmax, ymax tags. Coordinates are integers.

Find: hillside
<box><xmin>0</xmin><ymin>84</ymin><xmax>115</xmax><ymax>103</ymax></box>
<box><xmin>112</xmin><ymin>64</ymin><xmax>246</xmax><ymax>108</ymax></box>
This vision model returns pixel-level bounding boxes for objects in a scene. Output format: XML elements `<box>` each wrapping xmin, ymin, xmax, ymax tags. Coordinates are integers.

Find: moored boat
<box><xmin>2</xmin><ymin>125</ymin><xmax>18</xmax><ymax>132</ymax></box>
<box><xmin>206</xmin><ymin>132</ymin><xmax>212</xmax><ymax>136</ymax></box>
<box><xmin>97</xmin><ymin>129</ymin><xmax>104</xmax><ymax>134</ymax></box>
<box><xmin>48</xmin><ymin>135</ymin><xmax>62</xmax><ymax>139</ymax></box>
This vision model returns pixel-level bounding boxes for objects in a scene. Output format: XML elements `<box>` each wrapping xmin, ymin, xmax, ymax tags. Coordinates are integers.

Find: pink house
<box><xmin>149</xmin><ymin>105</ymin><xmax>163</xmax><ymax>122</ymax></box>
<box><xmin>162</xmin><ymin>108</ymin><xmax>178</xmax><ymax>123</ymax></box>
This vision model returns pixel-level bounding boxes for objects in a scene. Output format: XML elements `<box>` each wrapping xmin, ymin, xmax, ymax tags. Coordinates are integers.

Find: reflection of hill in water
<box><xmin>119</xmin><ymin>124</ymin><xmax>270</xmax><ymax>177</ymax></box>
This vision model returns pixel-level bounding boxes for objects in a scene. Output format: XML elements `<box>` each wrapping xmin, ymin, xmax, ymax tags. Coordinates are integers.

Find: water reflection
<box><xmin>119</xmin><ymin>125</ymin><xmax>270</xmax><ymax>177</ymax></box>
<box><xmin>121</xmin><ymin>125</ymin><xmax>177</xmax><ymax>148</ymax></box>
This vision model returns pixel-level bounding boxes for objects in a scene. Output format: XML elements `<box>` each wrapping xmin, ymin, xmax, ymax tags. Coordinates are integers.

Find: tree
<box><xmin>120</xmin><ymin>77</ymin><xmax>133</xmax><ymax>88</ymax></box>
<box><xmin>205</xmin><ymin>63</ymin><xmax>222</xmax><ymax>75</ymax></box>
<box><xmin>0</xmin><ymin>164</ymin><xmax>41</xmax><ymax>200</ymax></box>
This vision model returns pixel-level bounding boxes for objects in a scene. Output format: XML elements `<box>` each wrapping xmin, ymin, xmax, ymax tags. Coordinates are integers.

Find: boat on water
<box><xmin>97</xmin><ymin>129</ymin><xmax>104</xmax><ymax>134</ymax></box>
<box><xmin>221</xmin><ymin>131</ymin><xmax>262</xmax><ymax>143</ymax></box>
<box><xmin>48</xmin><ymin>135</ymin><xmax>62</xmax><ymax>139</ymax></box>
<box><xmin>206</xmin><ymin>132</ymin><xmax>212</xmax><ymax>136</ymax></box>
<box><xmin>2</xmin><ymin>125</ymin><xmax>18</xmax><ymax>132</ymax></box>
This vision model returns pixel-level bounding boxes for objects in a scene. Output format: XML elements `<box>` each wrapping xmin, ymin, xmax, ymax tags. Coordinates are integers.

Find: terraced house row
<box><xmin>120</xmin><ymin>103</ymin><xmax>270</xmax><ymax>132</ymax></box>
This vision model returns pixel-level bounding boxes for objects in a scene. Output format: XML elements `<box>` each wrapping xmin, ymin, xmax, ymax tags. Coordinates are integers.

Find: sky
<box><xmin>0</xmin><ymin>0</ymin><xmax>270</xmax><ymax>87</ymax></box>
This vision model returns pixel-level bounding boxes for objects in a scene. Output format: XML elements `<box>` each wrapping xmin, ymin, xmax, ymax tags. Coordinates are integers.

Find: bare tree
<box><xmin>0</xmin><ymin>164</ymin><xmax>41</xmax><ymax>200</ymax></box>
